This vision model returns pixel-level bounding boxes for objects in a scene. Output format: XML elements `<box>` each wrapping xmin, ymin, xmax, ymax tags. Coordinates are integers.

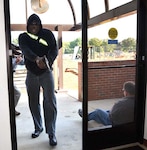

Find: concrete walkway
<box><xmin>15</xmin><ymin>89</ymin><xmax>146</xmax><ymax>150</ymax></box>
<box><xmin>16</xmin><ymin>90</ymin><xmax>82</xmax><ymax>150</ymax></box>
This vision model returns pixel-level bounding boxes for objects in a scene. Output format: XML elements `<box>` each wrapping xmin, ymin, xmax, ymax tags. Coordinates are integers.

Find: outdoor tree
<box><xmin>63</xmin><ymin>42</ymin><xmax>71</xmax><ymax>54</ymax></box>
<box><xmin>69</xmin><ymin>38</ymin><xmax>82</xmax><ymax>48</ymax></box>
<box><xmin>88</xmin><ymin>38</ymin><xmax>103</xmax><ymax>52</ymax></box>
<box><xmin>120</xmin><ymin>38</ymin><xmax>136</xmax><ymax>52</ymax></box>
<box><xmin>101</xmin><ymin>39</ymin><xmax>117</xmax><ymax>53</ymax></box>
<box><xmin>63</xmin><ymin>38</ymin><xmax>82</xmax><ymax>54</ymax></box>
<box><xmin>88</xmin><ymin>38</ymin><xmax>102</xmax><ymax>47</ymax></box>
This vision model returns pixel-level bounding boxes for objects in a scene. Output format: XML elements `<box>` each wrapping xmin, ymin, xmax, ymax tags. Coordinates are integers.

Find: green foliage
<box><xmin>120</xmin><ymin>38</ymin><xmax>136</xmax><ymax>52</ymax></box>
<box><xmin>12</xmin><ymin>38</ymin><xmax>18</xmax><ymax>45</ymax></box>
<box><xmin>64</xmin><ymin>48</ymin><xmax>74</xmax><ymax>54</ymax></box>
<box><xmin>101</xmin><ymin>39</ymin><xmax>116</xmax><ymax>52</ymax></box>
<box><xmin>63</xmin><ymin>37</ymin><xmax>136</xmax><ymax>54</ymax></box>
<box><xmin>69</xmin><ymin>38</ymin><xmax>82</xmax><ymax>48</ymax></box>
<box><xmin>88</xmin><ymin>38</ymin><xmax>102</xmax><ymax>47</ymax></box>
<box><xmin>88</xmin><ymin>38</ymin><xmax>117</xmax><ymax>53</ymax></box>
<box><xmin>63</xmin><ymin>38</ymin><xmax>81</xmax><ymax>54</ymax></box>
<box><xmin>12</xmin><ymin>36</ymin><xmax>136</xmax><ymax>55</ymax></box>
<box><xmin>12</xmin><ymin>35</ymin><xmax>136</xmax><ymax>55</ymax></box>
<box><xmin>63</xmin><ymin>42</ymin><xmax>70</xmax><ymax>53</ymax></box>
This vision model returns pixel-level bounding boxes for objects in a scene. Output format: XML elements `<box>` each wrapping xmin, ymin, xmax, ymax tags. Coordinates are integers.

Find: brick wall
<box><xmin>78</xmin><ymin>60</ymin><xmax>136</xmax><ymax>101</ymax></box>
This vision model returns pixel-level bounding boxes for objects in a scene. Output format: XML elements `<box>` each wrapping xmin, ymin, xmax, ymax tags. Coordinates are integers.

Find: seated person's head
<box><xmin>122</xmin><ymin>81</ymin><xmax>135</xmax><ymax>97</ymax></box>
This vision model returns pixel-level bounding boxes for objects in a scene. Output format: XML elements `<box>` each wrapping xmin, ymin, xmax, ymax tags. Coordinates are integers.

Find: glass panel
<box><xmin>88</xmin><ymin>0</ymin><xmax>105</xmax><ymax>18</ymax></box>
<box><xmin>109</xmin><ymin>0</ymin><xmax>132</xmax><ymax>10</ymax></box>
<box><xmin>88</xmin><ymin>14</ymin><xmax>136</xmax><ymax>43</ymax></box>
<box><xmin>10</xmin><ymin>0</ymin><xmax>75</xmax><ymax>24</ymax></box>
<box><xmin>10</xmin><ymin>0</ymin><xmax>26</xmax><ymax>24</ymax></box>
<box><xmin>87</xmin><ymin>14</ymin><xmax>136</xmax><ymax>131</ymax></box>
<box><xmin>28</xmin><ymin>0</ymin><xmax>74</xmax><ymax>24</ymax></box>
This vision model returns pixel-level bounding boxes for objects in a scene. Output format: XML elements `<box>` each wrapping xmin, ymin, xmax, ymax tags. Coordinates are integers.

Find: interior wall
<box><xmin>0</xmin><ymin>0</ymin><xmax>12</xmax><ymax>150</ymax></box>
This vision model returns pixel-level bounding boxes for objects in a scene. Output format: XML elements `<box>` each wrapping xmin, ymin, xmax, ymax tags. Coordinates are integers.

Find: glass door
<box><xmin>82</xmin><ymin>0</ymin><xmax>146</xmax><ymax>149</ymax></box>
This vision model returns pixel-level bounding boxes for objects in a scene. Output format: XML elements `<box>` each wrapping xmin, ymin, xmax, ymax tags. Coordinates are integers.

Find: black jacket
<box><xmin>18</xmin><ymin>14</ymin><xmax>58</xmax><ymax>75</ymax></box>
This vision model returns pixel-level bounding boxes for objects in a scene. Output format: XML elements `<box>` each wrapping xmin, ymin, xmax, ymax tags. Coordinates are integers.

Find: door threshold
<box><xmin>103</xmin><ymin>143</ymin><xmax>146</xmax><ymax>150</ymax></box>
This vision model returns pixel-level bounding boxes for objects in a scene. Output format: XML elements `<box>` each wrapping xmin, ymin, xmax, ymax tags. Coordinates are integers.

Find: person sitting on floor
<box><xmin>78</xmin><ymin>81</ymin><xmax>135</xmax><ymax>126</ymax></box>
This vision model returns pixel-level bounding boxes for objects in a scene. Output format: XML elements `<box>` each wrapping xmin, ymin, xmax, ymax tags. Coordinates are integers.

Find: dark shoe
<box><xmin>32</xmin><ymin>128</ymin><xmax>43</xmax><ymax>138</ymax></box>
<box><xmin>49</xmin><ymin>134</ymin><xmax>57</xmax><ymax>146</ymax></box>
<box><xmin>15</xmin><ymin>110</ymin><xmax>20</xmax><ymax>116</ymax></box>
<box><xmin>78</xmin><ymin>109</ymin><xmax>83</xmax><ymax>117</ymax></box>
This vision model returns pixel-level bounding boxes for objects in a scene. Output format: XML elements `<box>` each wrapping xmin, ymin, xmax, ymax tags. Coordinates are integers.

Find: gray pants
<box><xmin>14</xmin><ymin>85</ymin><xmax>21</xmax><ymax>107</ymax></box>
<box><xmin>26</xmin><ymin>70</ymin><xmax>57</xmax><ymax>135</ymax></box>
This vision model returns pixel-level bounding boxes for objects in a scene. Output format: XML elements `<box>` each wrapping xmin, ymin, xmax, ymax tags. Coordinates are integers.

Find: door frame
<box><xmin>5</xmin><ymin>0</ymin><xmax>147</xmax><ymax>150</ymax></box>
<box><xmin>4</xmin><ymin>0</ymin><xmax>17</xmax><ymax>150</ymax></box>
<box><xmin>82</xmin><ymin>0</ymin><xmax>147</xmax><ymax>149</ymax></box>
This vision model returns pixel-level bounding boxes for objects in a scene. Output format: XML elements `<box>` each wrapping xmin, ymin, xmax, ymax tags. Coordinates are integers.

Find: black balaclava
<box><xmin>27</xmin><ymin>14</ymin><xmax>42</xmax><ymax>33</ymax></box>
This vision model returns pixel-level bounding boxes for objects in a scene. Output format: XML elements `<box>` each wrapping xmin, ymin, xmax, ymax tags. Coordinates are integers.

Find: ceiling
<box><xmin>10</xmin><ymin>0</ymin><xmax>137</xmax><ymax>32</ymax></box>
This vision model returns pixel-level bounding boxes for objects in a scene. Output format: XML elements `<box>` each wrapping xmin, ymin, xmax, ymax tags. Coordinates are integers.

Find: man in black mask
<box><xmin>19</xmin><ymin>14</ymin><xmax>58</xmax><ymax>146</ymax></box>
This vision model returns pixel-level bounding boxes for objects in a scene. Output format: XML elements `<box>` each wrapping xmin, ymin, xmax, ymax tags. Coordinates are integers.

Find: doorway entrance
<box><xmin>82</xmin><ymin>1</ymin><xmax>146</xmax><ymax>150</ymax></box>
<box><xmin>5</xmin><ymin>0</ymin><xmax>147</xmax><ymax>150</ymax></box>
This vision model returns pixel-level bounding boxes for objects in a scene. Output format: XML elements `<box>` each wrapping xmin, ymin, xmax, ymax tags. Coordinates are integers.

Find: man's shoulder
<box><xmin>19</xmin><ymin>32</ymin><xmax>28</xmax><ymax>38</ymax></box>
<box><xmin>117</xmin><ymin>96</ymin><xmax>134</xmax><ymax>104</ymax></box>
<box><xmin>40</xmin><ymin>29</ymin><xmax>55</xmax><ymax>39</ymax></box>
<box><xmin>42</xmin><ymin>28</ymin><xmax>52</xmax><ymax>34</ymax></box>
